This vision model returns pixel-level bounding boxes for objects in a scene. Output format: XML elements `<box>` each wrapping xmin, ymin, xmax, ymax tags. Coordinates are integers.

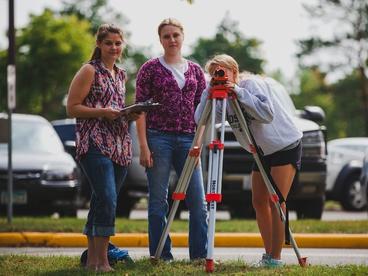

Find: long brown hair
<box><xmin>90</xmin><ymin>24</ymin><xmax>124</xmax><ymax>61</ymax></box>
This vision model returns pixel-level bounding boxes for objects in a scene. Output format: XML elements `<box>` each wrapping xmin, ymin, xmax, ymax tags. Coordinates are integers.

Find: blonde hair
<box><xmin>205</xmin><ymin>54</ymin><xmax>239</xmax><ymax>82</ymax></box>
<box><xmin>157</xmin><ymin>18</ymin><xmax>184</xmax><ymax>36</ymax></box>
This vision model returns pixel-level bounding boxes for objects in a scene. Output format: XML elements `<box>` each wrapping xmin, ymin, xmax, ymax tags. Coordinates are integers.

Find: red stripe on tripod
<box><xmin>206</xmin><ymin>193</ymin><xmax>222</xmax><ymax>202</ymax></box>
<box><xmin>172</xmin><ymin>193</ymin><xmax>186</xmax><ymax>200</ymax></box>
<box><xmin>208</xmin><ymin>88</ymin><xmax>228</xmax><ymax>99</ymax></box>
<box><xmin>208</xmin><ymin>140</ymin><xmax>224</xmax><ymax>150</ymax></box>
<box><xmin>189</xmin><ymin>147</ymin><xmax>200</xmax><ymax>157</ymax></box>
<box><xmin>270</xmin><ymin>194</ymin><xmax>279</xmax><ymax>202</ymax></box>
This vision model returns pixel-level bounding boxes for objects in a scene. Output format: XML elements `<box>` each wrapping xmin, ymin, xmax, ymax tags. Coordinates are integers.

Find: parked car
<box><xmin>0</xmin><ymin>113</ymin><xmax>80</xmax><ymax>216</ymax></box>
<box><xmin>202</xmin><ymin>88</ymin><xmax>328</xmax><ymax>219</ymax></box>
<box><xmin>360</xmin><ymin>149</ymin><xmax>368</xmax><ymax>213</ymax></box>
<box><xmin>51</xmin><ymin>118</ymin><xmax>147</xmax><ymax>217</ymax></box>
<box><xmin>326</xmin><ymin>138</ymin><xmax>368</xmax><ymax>211</ymax></box>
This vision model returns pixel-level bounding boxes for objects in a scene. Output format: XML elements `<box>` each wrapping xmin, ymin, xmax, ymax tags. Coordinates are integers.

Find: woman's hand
<box><xmin>124</xmin><ymin>111</ymin><xmax>142</xmax><ymax>121</ymax></box>
<box><xmin>139</xmin><ymin>145</ymin><xmax>154</xmax><ymax>168</ymax></box>
<box><xmin>102</xmin><ymin>107</ymin><xmax>121</xmax><ymax>121</ymax></box>
<box><xmin>224</xmin><ymin>81</ymin><xmax>236</xmax><ymax>91</ymax></box>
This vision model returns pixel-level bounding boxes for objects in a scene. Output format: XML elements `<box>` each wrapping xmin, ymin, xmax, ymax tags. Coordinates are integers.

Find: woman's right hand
<box><xmin>139</xmin><ymin>145</ymin><xmax>153</xmax><ymax>168</ymax></box>
<box><xmin>102</xmin><ymin>107</ymin><xmax>121</xmax><ymax>121</ymax></box>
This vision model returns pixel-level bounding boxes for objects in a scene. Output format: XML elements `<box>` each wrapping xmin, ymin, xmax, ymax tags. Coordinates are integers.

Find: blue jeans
<box><xmin>80</xmin><ymin>143</ymin><xmax>128</xmax><ymax>237</ymax></box>
<box><xmin>146</xmin><ymin>129</ymin><xmax>208</xmax><ymax>260</ymax></box>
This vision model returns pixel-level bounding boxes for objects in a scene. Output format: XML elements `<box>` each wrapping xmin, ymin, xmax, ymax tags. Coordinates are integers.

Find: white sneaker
<box><xmin>251</xmin><ymin>253</ymin><xmax>271</xmax><ymax>268</ymax></box>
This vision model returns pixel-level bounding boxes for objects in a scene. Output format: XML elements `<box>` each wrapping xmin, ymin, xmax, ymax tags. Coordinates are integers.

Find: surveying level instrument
<box><xmin>154</xmin><ymin>69</ymin><xmax>307</xmax><ymax>272</ymax></box>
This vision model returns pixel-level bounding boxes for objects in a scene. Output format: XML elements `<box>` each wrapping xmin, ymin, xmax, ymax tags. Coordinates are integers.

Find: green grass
<box><xmin>0</xmin><ymin>217</ymin><xmax>368</xmax><ymax>233</ymax></box>
<box><xmin>0</xmin><ymin>256</ymin><xmax>367</xmax><ymax>276</ymax></box>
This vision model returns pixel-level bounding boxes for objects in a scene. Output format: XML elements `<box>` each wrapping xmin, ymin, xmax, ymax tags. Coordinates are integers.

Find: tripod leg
<box><xmin>205</xmin><ymin>98</ymin><xmax>227</xmax><ymax>273</ymax></box>
<box><xmin>228</xmin><ymin>98</ymin><xmax>307</xmax><ymax>267</ymax></box>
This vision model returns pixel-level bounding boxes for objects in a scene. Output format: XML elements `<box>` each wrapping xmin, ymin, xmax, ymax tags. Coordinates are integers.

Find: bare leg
<box><xmin>86</xmin><ymin>236</ymin><xmax>97</xmax><ymax>270</ymax></box>
<box><xmin>95</xmin><ymin>236</ymin><xmax>113</xmax><ymax>272</ymax></box>
<box><xmin>270</xmin><ymin>164</ymin><xmax>296</xmax><ymax>260</ymax></box>
<box><xmin>251</xmin><ymin>171</ymin><xmax>272</xmax><ymax>254</ymax></box>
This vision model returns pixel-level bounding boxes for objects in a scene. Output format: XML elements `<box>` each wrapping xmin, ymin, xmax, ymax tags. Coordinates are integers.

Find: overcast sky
<box><xmin>0</xmin><ymin>0</ymin><xmax>320</xmax><ymax>79</ymax></box>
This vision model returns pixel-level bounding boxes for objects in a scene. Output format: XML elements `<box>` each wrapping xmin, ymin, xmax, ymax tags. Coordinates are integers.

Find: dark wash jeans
<box><xmin>80</xmin><ymin>143</ymin><xmax>128</xmax><ymax>237</ymax></box>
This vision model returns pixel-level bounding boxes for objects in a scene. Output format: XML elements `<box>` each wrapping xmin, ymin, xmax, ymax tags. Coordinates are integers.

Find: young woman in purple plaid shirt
<box><xmin>135</xmin><ymin>18</ymin><xmax>208</xmax><ymax>261</ymax></box>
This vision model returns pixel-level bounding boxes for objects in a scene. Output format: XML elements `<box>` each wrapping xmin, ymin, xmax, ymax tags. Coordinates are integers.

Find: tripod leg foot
<box><xmin>150</xmin><ymin>256</ymin><xmax>159</xmax><ymax>265</ymax></box>
<box><xmin>298</xmin><ymin>257</ymin><xmax>308</xmax><ymax>267</ymax></box>
<box><xmin>205</xmin><ymin>259</ymin><xmax>214</xmax><ymax>273</ymax></box>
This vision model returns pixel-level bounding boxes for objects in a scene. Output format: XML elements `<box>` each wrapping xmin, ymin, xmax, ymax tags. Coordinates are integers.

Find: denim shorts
<box><xmin>79</xmin><ymin>143</ymin><xmax>128</xmax><ymax>237</ymax></box>
<box><xmin>252</xmin><ymin>141</ymin><xmax>302</xmax><ymax>172</ymax></box>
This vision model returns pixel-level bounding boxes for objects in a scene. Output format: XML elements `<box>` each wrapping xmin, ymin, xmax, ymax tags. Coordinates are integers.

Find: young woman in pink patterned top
<box><xmin>136</xmin><ymin>18</ymin><xmax>208</xmax><ymax>261</ymax></box>
<box><xmin>66</xmin><ymin>24</ymin><xmax>139</xmax><ymax>272</ymax></box>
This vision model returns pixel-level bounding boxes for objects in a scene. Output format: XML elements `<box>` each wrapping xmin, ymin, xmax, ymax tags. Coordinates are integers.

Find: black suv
<box><xmin>202</xmin><ymin>90</ymin><xmax>327</xmax><ymax>219</ymax></box>
<box><xmin>51</xmin><ymin>119</ymin><xmax>148</xmax><ymax>217</ymax></box>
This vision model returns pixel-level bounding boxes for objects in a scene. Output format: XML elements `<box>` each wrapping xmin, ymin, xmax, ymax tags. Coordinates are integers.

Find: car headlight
<box><xmin>302</xmin><ymin>130</ymin><xmax>326</xmax><ymax>158</ymax></box>
<box><xmin>41</xmin><ymin>165</ymin><xmax>79</xmax><ymax>186</ymax></box>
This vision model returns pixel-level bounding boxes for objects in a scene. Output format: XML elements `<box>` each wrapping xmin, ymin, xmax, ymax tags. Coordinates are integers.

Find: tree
<box><xmin>297</xmin><ymin>0</ymin><xmax>368</xmax><ymax>135</ymax></box>
<box><xmin>190</xmin><ymin>15</ymin><xmax>265</xmax><ymax>74</ymax></box>
<box><xmin>60</xmin><ymin>0</ymin><xmax>128</xmax><ymax>34</ymax></box>
<box><xmin>0</xmin><ymin>9</ymin><xmax>94</xmax><ymax>119</ymax></box>
<box><xmin>59</xmin><ymin>0</ymin><xmax>150</xmax><ymax>105</ymax></box>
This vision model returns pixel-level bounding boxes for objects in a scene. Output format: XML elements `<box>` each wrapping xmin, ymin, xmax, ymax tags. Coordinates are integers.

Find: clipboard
<box><xmin>120</xmin><ymin>101</ymin><xmax>161</xmax><ymax>116</ymax></box>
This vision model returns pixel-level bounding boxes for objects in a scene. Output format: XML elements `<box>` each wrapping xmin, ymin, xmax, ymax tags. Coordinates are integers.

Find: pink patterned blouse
<box><xmin>135</xmin><ymin>58</ymin><xmax>206</xmax><ymax>134</ymax></box>
<box><xmin>75</xmin><ymin>59</ymin><xmax>132</xmax><ymax>166</ymax></box>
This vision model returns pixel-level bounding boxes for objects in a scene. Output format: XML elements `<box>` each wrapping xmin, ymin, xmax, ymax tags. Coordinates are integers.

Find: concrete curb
<box><xmin>1</xmin><ymin>232</ymin><xmax>368</xmax><ymax>248</ymax></box>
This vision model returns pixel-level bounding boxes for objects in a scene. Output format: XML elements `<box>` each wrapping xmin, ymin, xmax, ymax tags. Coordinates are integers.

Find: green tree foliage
<box><xmin>0</xmin><ymin>9</ymin><xmax>94</xmax><ymax>119</ymax></box>
<box><xmin>60</xmin><ymin>0</ymin><xmax>150</xmax><ymax>105</ymax></box>
<box><xmin>60</xmin><ymin>0</ymin><xmax>128</xmax><ymax>34</ymax></box>
<box><xmin>296</xmin><ymin>0</ymin><xmax>368</xmax><ymax>136</ymax></box>
<box><xmin>190</xmin><ymin>16</ymin><xmax>265</xmax><ymax>74</ymax></box>
<box><xmin>331</xmin><ymin>71</ymin><xmax>366</xmax><ymax>137</ymax></box>
<box><xmin>291</xmin><ymin>68</ymin><xmax>339</xmax><ymax>136</ymax></box>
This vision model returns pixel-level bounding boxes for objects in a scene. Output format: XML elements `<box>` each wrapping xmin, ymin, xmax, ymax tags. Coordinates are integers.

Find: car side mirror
<box><xmin>301</xmin><ymin>106</ymin><xmax>325</xmax><ymax>123</ymax></box>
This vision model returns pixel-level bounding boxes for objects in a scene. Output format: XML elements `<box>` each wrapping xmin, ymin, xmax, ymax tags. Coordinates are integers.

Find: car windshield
<box><xmin>0</xmin><ymin>119</ymin><xmax>64</xmax><ymax>154</ymax></box>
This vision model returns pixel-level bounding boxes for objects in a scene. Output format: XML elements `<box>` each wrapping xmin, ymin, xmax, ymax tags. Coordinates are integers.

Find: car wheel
<box><xmin>229</xmin><ymin>202</ymin><xmax>255</xmax><ymax>219</ymax></box>
<box><xmin>59</xmin><ymin>208</ymin><xmax>78</xmax><ymax>217</ymax></box>
<box><xmin>116</xmin><ymin>192</ymin><xmax>138</xmax><ymax>218</ymax></box>
<box><xmin>340</xmin><ymin>172</ymin><xmax>367</xmax><ymax>211</ymax></box>
<box><xmin>296</xmin><ymin>196</ymin><xmax>324</xmax><ymax>219</ymax></box>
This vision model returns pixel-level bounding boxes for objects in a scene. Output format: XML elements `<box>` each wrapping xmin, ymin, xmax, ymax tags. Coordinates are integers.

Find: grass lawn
<box><xmin>0</xmin><ymin>217</ymin><xmax>368</xmax><ymax>233</ymax></box>
<box><xmin>0</xmin><ymin>255</ymin><xmax>367</xmax><ymax>276</ymax></box>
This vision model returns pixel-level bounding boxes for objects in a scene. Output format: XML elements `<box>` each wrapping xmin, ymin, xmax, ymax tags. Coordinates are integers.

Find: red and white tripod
<box><xmin>153</xmin><ymin>72</ymin><xmax>307</xmax><ymax>272</ymax></box>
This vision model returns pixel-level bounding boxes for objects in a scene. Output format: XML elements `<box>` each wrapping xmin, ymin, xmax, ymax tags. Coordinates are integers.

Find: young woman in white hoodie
<box><xmin>195</xmin><ymin>54</ymin><xmax>302</xmax><ymax>268</ymax></box>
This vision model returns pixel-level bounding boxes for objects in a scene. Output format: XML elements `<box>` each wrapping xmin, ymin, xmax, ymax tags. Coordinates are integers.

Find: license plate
<box><xmin>1</xmin><ymin>190</ymin><xmax>27</xmax><ymax>204</ymax></box>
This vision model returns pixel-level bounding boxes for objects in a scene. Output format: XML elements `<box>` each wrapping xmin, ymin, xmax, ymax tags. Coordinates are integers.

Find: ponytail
<box><xmin>90</xmin><ymin>47</ymin><xmax>101</xmax><ymax>61</ymax></box>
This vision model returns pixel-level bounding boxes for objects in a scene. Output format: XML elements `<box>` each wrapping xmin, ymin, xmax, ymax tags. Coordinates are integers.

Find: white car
<box><xmin>326</xmin><ymin>137</ymin><xmax>368</xmax><ymax>211</ymax></box>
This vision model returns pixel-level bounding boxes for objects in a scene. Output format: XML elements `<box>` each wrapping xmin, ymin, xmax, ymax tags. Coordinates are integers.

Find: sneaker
<box><xmin>251</xmin><ymin>253</ymin><xmax>271</xmax><ymax>268</ymax></box>
<box><xmin>265</xmin><ymin>258</ymin><xmax>284</xmax><ymax>268</ymax></box>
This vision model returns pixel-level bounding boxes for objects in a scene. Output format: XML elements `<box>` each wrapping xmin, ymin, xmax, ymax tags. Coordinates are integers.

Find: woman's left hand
<box><xmin>124</xmin><ymin>111</ymin><xmax>142</xmax><ymax>121</ymax></box>
<box><xmin>225</xmin><ymin>81</ymin><xmax>236</xmax><ymax>91</ymax></box>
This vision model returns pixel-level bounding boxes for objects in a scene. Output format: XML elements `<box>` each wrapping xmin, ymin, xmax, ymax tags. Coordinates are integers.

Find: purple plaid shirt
<box><xmin>75</xmin><ymin>59</ymin><xmax>132</xmax><ymax>166</ymax></box>
<box><xmin>135</xmin><ymin>58</ymin><xmax>206</xmax><ymax>134</ymax></box>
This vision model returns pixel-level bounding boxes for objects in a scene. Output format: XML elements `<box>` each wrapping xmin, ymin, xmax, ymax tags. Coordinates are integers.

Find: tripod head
<box><xmin>211</xmin><ymin>68</ymin><xmax>228</xmax><ymax>86</ymax></box>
